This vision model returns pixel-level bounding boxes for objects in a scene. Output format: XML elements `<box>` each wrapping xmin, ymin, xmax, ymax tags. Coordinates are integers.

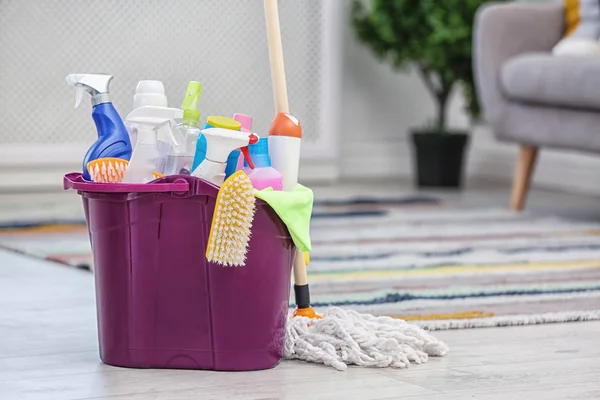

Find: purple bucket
<box><xmin>64</xmin><ymin>173</ymin><xmax>295</xmax><ymax>371</ymax></box>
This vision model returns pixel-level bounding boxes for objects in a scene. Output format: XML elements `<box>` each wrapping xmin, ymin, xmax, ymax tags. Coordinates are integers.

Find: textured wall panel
<box><xmin>0</xmin><ymin>0</ymin><xmax>327</xmax><ymax>145</ymax></box>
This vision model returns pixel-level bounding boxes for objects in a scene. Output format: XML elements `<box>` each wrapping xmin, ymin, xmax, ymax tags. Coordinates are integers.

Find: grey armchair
<box><xmin>474</xmin><ymin>2</ymin><xmax>600</xmax><ymax>210</ymax></box>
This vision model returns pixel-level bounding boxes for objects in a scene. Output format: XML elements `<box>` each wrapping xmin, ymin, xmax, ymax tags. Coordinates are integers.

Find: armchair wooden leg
<box><xmin>510</xmin><ymin>145</ymin><xmax>538</xmax><ymax>212</ymax></box>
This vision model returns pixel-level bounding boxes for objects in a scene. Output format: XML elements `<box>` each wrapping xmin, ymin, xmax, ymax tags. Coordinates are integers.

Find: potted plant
<box><xmin>351</xmin><ymin>0</ymin><xmax>496</xmax><ymax>188</ymax></box>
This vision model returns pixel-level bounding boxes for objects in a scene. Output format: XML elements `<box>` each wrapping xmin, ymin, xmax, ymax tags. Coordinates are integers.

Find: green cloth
<box><xmin>254</xmin><ymin>184</ymin><xmax>313</xmax><ymax>252</ymax></box>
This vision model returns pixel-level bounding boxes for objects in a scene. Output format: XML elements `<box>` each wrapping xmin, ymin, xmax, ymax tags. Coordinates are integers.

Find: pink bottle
<box><xmin>233</xmin><ymin>113</ymin><xmax>253</xmax><ymax>171</ymax></box>
<box><xmin>243</xmin><ymin>138</ymin><xmax>283</xmax><ymax>191</ymax></box>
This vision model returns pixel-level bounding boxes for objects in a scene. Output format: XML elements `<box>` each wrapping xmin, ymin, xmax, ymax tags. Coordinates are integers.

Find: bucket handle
<box><xmin>63</xmin><ymin>173</ymin><xmax>222</xmax><ymax>198</ymax></box>
<box><xmin>63</xmin><ymin>172</ymin><xmax>191</xmax><ymax>193</ymax></box>
<box><xmin>160</xmin><ymin>175</ymin><xmax>220</xmax><ymax>198</ymax></box>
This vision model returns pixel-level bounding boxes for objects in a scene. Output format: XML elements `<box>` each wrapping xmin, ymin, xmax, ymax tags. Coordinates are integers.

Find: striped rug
<box><xmin>0</xmin><ymin>195</ymin><xmax>440</xmax><ymax>269</ymax></box>
<box><xmin>1</xmin><ymin>199</ymin><xmax>600</xmax><ymax>329</ymax></box>
<box><xmin>307</xmin><ymin>207</ymin><xmax>600</xmax><ymax>329</ymax></box>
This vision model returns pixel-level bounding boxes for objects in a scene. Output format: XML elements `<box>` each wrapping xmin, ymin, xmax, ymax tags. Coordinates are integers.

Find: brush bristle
<box><xmin>206</xmin><ymin>171</ymin><xmax>256</xmax><ymax>267</ymax></box>
<box><xmin>87</xmin><ymin>158</ymin><xmax>128</xmax><ymax>183</ymax></box>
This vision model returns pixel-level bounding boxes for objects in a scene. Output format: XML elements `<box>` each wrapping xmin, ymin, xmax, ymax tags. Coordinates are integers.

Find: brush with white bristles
<box><xmin>87</xmin><ymin>158</ymin><xmax>163</xmax><ymax>183</ymax></box>
<box><xmin>87</xmin><ymin>158</ymin><xmax>129</xmax><ymax>183</ymax></box>
<box><xmin>206</xmin><ymin>170</ymin><xmax>256</xmax><ymax>266</ymax></box>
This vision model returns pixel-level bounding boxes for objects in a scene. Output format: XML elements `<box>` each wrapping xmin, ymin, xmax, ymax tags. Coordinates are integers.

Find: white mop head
<box><xmin>284</xmin><ymin>307</ymin><xmax>449</xmax><ymax>371</ymax></box>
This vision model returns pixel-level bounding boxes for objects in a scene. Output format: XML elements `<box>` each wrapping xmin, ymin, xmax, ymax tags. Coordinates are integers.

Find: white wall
<box><xmin>339</xmin><ymin>1</ymin><xmax>600</xmax><ymax>197</ymax></box>
<box><xmin>339</xmin><ymin>13</ymin><xmax>469</xmax><ymax>181</ymax></box>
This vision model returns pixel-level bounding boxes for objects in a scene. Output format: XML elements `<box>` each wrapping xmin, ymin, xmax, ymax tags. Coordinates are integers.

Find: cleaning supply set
<box><xmin>63</xmin><ymin>0</ymin><xmax>446</xmax><ymax>373</ymax></box>
<box><xmin>63</xmin><ymin>69</ymin><xmax>304</xmax><ymax>371</ymax></box>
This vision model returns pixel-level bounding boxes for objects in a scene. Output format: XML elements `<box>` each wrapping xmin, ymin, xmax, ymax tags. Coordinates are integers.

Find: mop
<box><xmin>285</xmin><ymin>308</ymin><xmax>449</xmax><ymax>371</ymax></box>
<box><xmin>262</xmin><ymin>0</ymin><xmax>449</xmax><ymax>371</ymax></box>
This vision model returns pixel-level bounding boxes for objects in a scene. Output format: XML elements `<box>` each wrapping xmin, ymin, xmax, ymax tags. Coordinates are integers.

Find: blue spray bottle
<box><xmin>66</xmin><ymin>74</ymin><xmax>132</xmax><ymax>180</ymax></box>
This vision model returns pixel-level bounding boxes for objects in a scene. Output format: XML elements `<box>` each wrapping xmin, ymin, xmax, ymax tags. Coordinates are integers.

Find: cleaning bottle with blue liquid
<box><xmin>65</xmin><ymin>74</ymin><xmax>132</xmax><ymax>181</ymax></box>
<box><xmin>243</xmin><ymin>139</ymin><xmax>283</xmax><ymax>191</ymax></box>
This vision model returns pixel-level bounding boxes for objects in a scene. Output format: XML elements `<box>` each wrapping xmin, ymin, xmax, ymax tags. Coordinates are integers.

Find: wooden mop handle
<box><xmin>264</xmin><ymin>0</ymin><xmax>289</xmax><ymax>114</ymax></box>
<box><xmin>263</xmin><ymin>0</ymin><xmax>312</xmax><ymax>310</ymax></box>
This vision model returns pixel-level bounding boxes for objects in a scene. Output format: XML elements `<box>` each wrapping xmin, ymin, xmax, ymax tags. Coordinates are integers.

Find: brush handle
<box><xmin>264</xmin><ymin>0</ymin><xmax>289</xmax><ymax>114</ymax></box>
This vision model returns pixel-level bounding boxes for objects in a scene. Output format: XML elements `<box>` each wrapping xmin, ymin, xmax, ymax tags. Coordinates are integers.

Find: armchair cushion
<box><xmin>501</xmin><ymin>53</ymin><xmax>600</xmax><ymax>111</ymax></box>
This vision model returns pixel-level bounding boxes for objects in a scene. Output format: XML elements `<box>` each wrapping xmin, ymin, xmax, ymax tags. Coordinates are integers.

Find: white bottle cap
<box><xmin>133</xmin><ymin>80</ymin><xmax>168</xmax><ymax>109</ymax></box>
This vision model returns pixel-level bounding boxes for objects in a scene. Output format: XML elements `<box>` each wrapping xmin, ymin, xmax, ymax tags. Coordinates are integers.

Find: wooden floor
<box><xmin>1</xmin><ymin>181</ymin><xmax>600</xmax><ymax>399</ymax></box>
<box><xmin>0</xmin><ymin>249</ymin><xmax>599</xmax><ymax>400</ymax></box>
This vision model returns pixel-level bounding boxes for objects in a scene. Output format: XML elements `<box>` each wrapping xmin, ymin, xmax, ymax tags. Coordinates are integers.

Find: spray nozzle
<box><xmin>65</xmin><ymin>73</ymin><xmax>114</xmax><ymax>108</ymax></box>
<box><xmin>125</xmin><ymin>106</ymin><xmax>183</xmax><ymax>146</ymax></box>
<box><xmin>181</xmin><ymin>81</ymin><xmax>202</xmax><ymax>124</ymax></box>
<box><xmin>240</xmin><ymin>133</ymin><xmax>259</xmax><ymax>169</ymax></box>
<box><xmin>156</xmin><ymin>120</ymin><xmax>178</xmax><ymax>147</ymax></box>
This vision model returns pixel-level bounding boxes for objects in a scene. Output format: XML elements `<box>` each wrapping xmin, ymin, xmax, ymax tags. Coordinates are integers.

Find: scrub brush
<box><xmin>206</xmin><ymin>170</ymin><xmax>256</xmax><ymax>266</ymax></box>
<box><xmin>87</xmin><ymin>158</ymin><xmax>128</xmax><ymax>183</ymax></box>
<box><xmin>87</xmin><ymin>158</ymin><xmax>163</xmax><ymax>183</ymax></box>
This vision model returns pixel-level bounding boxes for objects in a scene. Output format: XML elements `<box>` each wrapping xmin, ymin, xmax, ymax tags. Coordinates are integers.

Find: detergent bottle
<box><xmin>191</xmin><ymin>127</ymin><xmax>258</xmax><ymax>186</ymax></box>
<box><xmin>243</xmin><ymin>138</ymin><xmax>283</xmax><ymax>191</ymax></box>
<box><xmin>65</xmin><ymin>74</ymin><xmax>132</xmax><ymax>181</ymax></box>
<box><xmin>121</xmin><ymin>106</ymin><xmax>183</xmax><ymax>183</ymax></box>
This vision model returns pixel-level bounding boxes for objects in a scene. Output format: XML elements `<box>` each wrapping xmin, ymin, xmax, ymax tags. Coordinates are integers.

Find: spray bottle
<box><xmin>164</xmin><ymin>81</ymin><xmax>202</xmax><ymax>175</ymax></box>
<box><xmin>127</xmin><ymin>80</ymin><xmax>169</xmax><ymax>150</ymax></box>
<box><xmin>65</xmin><ymin>74</ymin><xmax>132</xmax><ymax>181</ymax></box>
<box><xmin>121</xmin><ymin>106</ymin><xmax>183</xmax><ymax>183</ymax></box>
<box><xmin>191</xmin><ymin>116</ymin><xmax>241</xmax><ymax>173</ymax></box>
<box><xmin>243</xmin><ymin>139</ymin><xmax>283</xmax><ymax>190</ymax></box>
<box><xmin>191</xmin><ymin>127</ymin><xmax>258</xmax><ymax>186</ymax></box>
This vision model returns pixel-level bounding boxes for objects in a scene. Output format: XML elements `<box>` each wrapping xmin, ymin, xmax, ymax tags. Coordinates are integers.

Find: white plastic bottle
<box><xmin>122</xmin><ymin>106</ymin><xmax>183</xmax><ymax>183</ymax></box>
<box><xmin>126</xmin><ymin>81</ymin><xmax>169</xmax><ymax>150</ymax></box>
<box><xmin>268</xmin><ymin>112</ymin><xmax>302</xmax><ymax>191</ymax></box>
<box><xmin>191</xmin><ymin>128</ymin><xmax>258</xmax><ymax>186</ymax></box>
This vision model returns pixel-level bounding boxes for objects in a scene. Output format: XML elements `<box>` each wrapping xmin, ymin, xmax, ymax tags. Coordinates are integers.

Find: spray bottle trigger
<box><xmin>241</xmin><ymin>134</ymin><xmax>259</xmax><ymax>170</ymax></box>
<box><xmin>241</xmin><ymin>146</ymin><xmax>254</xmax><ymax>169</ymax></box>
<box><xmin>74</xmin><ymin>85</ymin><xmax>84</xmax><ymax>108</ymax></box>
<box><xmin>157</xmin><ymin>120</ymin><xmax>178</xmax><ymax>147</ymax></box>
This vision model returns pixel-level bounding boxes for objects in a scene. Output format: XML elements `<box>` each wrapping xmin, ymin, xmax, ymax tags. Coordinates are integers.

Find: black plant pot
<box><xmin>410</xmin><ymin>130</ymin><xmax>469</xmax><ymax>188</ymax></box>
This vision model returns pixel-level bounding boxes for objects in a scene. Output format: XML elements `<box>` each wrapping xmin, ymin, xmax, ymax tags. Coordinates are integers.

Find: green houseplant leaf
<box><xmin>351</xmin><ymin>0</ymin><xmax>502</xmax><ymax>132</ymax></box>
